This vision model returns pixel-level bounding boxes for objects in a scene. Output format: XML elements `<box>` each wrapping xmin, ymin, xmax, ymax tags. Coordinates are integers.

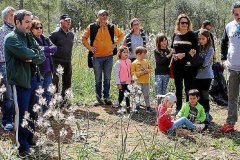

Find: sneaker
<box><xmin>2</xmin><ymin>123</ymin><xmax>13</xmax><ymax>131</ymax></box>
<box><xmin>146</xmin><ymin>107</ymin><xmax>155</xmax><ymax>113</ymax></box>
<box><xmin>219</xmin><ymin>123</ymin><xmax>234</xmax><ymax>132</ymax></box>
<box><xmin>195</xmin><ymin>124</ymin><xmax>205</xmax><ymax>132</ymax></box>
<box><xmin>94</xmin><ymin>98</ymin><xmax>104</xmax><ymax>106</ymax></box>
<box><xmin>104</xmin><ymin>98</ymin><xmax>113</xmax><ymax>105</ymax></box>
<box><xmin>133</xmin><ymin>106</ymin><xmax>140</xmax><ymax>113</ymax></box>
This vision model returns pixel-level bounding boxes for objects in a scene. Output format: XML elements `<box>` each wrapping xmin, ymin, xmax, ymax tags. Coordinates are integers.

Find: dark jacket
<box><xmin>154</xmin><ymin>49</ymin><xmax>171</xmax><ymax>75</ymax></box>
<box><xmin>49</xmin><ymin>27</ymin><xmax>74</xmax><ymax>63</ymax></box>
<box><xmin>34</xmin><ymin>35</ymin><xmax>57</xmax><ymax>74</ymax></box>
<box><xmin>4</xmin><ymin>28</ymin><xmax>45</xmax><ymax>88</ymax></box>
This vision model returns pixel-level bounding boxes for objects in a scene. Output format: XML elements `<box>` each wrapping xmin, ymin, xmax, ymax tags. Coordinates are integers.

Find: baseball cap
<box><xmin>159</xmin><ymin>92</ymin><xmax>177</xmax><ymax>102</ymax></box>
<box><xmin>60</xmin><ymin>14</ymin><xmax>71</xmax><ymax>20</ymax></box>
<box><xmin>97</xmin><ymin>10</ymin><xmax>108</xmax><ymax>16</ymax></box>
<box><xmin>202</xmin><ymin>20</ymin><xmax>211</xmax><ymax>25</ymax></box>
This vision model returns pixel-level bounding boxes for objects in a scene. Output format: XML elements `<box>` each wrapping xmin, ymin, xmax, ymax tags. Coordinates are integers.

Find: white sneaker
<box><xmin>195</xmin><ymin>124</ymin><xmax>205</xmax><ymax>132</ymax></box>
<box><xmin>2</xmin><ymin>123</ymin><xmax>13</xmax><ymax>131</ymax></box>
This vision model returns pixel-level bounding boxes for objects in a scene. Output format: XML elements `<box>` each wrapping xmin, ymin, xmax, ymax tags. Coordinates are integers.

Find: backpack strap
<box><xmin>90</xmin><ymin>22</ymin><xmax>100</xmax><ymax>46</ymax></box>
<box><xmin>107</xmin><ymin>23</ymin><xmax>115</xmax><ymax>44</ymax></box>
<box><xmin>126</xmin><ymin>29</ymin><xmax>147</xmax><ymax>53</ymax></box>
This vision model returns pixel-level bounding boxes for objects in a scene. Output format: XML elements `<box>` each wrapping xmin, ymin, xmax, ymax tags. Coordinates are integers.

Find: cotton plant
<box><xmin>20</xmin><ymin>65</ymin><xmax>77</xmax><ymax>159</ymax></box>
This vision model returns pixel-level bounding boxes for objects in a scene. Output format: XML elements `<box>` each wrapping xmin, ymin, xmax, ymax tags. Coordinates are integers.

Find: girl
<box><xmin>192</xmin><ymin>29</ymin><xmax>214</xmax><ymax>123</ymax></box>
<box><xmin>114</xmin><ymin>46</ymin><xmax>132</xmax><ymax>112</ymax></box>
<box><xmin>157</xmin><ymin>92</ymin><xmax>205</xmax><ymax>135</ymax></box>
<box><xmin>154</xmin><ymin>34</ymin><xmax>173</xmax><ymax>100</ymax></box>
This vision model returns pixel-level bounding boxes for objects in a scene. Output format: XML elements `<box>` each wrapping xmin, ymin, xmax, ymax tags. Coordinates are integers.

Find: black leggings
<box><xmin>193</xmin><ymin>78</ymin><xmax>212</xmax><ymax>113</ymax></box>
<box><xmin>173</xmin><ymin>66</ymin><xmax>196</xmax><ymax>111</ymax></box>
<box><xmin>118</xmin><ymin>84</ymin><xmax>130</xmax><ymax>107</ymax></box>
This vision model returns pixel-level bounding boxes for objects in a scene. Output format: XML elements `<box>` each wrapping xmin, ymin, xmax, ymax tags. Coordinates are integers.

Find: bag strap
<box><xmin>90</xmin><ymin>22</ymin><xmax>115</xmax><ymax>46</ymax></box>
<box><xmin>90</xmin><ymin>22</ymin><xmax>100</xmax><ymax>46</ymax></box>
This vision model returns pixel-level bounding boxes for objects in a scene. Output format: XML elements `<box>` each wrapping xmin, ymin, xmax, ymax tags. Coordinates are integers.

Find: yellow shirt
<box><xmin>82</xmin><ymin>23</ymin><xmax>124</xmax><ymax>57</ymax></box>
<box><xmin>131</xmin><ymin>59</ymin><xmax>152</xmax><ymax>84</ymax></box>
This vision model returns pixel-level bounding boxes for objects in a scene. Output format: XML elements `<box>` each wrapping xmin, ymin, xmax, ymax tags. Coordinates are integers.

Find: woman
<box><xmin>123</xmin><ymin>18</ymin><xmax>147</xmax><ymax>62</ymax></box>
<box><xmin>31</xmin><ymin>19</ymin><xmax>57</xmax><ymax>112</ymax></box>
<box><xmin>171</xmin><ymin>14</ymin><xmax>199</xmax><ymax>113</ymax></box>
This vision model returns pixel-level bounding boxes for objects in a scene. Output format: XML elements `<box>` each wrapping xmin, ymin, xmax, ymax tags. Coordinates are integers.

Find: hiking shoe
<box><xmin>146</xmin><ymin>107</ymin><xmax>155</xmax><ymax>114</ymax></box>
<box><xmin>94</xmin><ymin>98</ymin><xmax>104</xmax><ymax>106</ymax></box>
<box><xmin>2</xmin><ymin>123</ymin><xmax>13</xmax><ymax>131</ymax></box>
<box><xmin>104</xmin><ymin>98</ymin><xmax>113</xmax><ymax>105</ymax></box>
<box><xmin>195</xmin><ymin>124</ymin><xmax>205</xmax><ymax>132</ymax></box>
<box><xmin>219</xmin><ymin>123</ymin><xmax>234</xmax><ymax>132</ymax></box>
<box><xmin>133</xmin><ymin>106</ymin><xmax>140</xmax><ymax>113</ymax></box>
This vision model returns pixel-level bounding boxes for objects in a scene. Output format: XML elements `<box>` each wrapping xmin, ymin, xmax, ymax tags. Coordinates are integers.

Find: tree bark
<box><xmin>19</xmin><ymin>0</ymin><xmax>24</xmax><ymax>9</ymax></box>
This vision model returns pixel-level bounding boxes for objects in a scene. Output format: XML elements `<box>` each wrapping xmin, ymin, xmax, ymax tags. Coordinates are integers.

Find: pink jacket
<box><xmin>114</xmin><ymin>59</ymin><xmax>132</xmax><ymax>84</ymax></box>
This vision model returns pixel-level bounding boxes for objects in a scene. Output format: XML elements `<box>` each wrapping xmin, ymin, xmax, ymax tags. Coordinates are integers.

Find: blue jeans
<box><xmin>15</xmin><ymin>75</ymin><xmax>39</xmax><ymax>153</ymax></box>
<box><xmin>41</xmin><ymin>72</ymin><xmax>52</xmax><ymax>113</ymax></box>
<box><xmin>155</xmin><ymin>74</ymin><xmax>169</xmax><ymax>95</ymax></box>
<box><xmin>93</xmin><ymin>55</ymin><xmax>113</xmax><ymax>99</ymax></box>
<box><xmin>168</xmin><ymin>117</ymin><xmax>196</xmax><ymax>135</ymax></box>
<box><xmin>0</xmin><ymin>63</ymin><xmax>13</xmax><ymax>126</ymax></box>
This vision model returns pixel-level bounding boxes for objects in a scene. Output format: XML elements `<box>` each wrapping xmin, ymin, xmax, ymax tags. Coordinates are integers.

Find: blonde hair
<box><xmin>174</xmin><ymin>14</ymin><xmax>193</xmax><ymax>33</ymax></box>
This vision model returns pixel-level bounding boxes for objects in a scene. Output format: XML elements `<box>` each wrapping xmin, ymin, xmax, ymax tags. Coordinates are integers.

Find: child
<box><xmin>154</xmin><ymin>34</ymin><xmax>173</xmax><ymax>97</ymax></box>
<box><xmin>177</xmin><ymin>89</ymin><xmax>206</xmax><ymax>127</ymax></box>
<box><xmin>194</xmin><ymin>29</ymin><xmax>214</xmax><ymax>123</ymax></box>
<box><xmin>131</xmin><ymin>46</ymin><xmax>154</xmax><ymax>113</ymax></box>
<box><xmin>114</xmin><ymin>46</ymin><xmax>132</xmax><ymax>112</ymax></box>
<box><xmin>157</xmin><ymin>92</ymin><xmax>205</xmax><ymax>135</ymax></box>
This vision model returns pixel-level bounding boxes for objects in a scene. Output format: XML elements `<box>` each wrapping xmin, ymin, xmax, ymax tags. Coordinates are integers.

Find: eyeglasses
<box><xmin>100</xmin><ymin>14</ymin><xmax>108</xmax><ymax>17</ymax></box>
<box><xmin>180</xmin><ymin>22</ymin><xmax>189</xmax><ymax>25</ymax></box>
<box><xmin>34</xmin><ymin>27</ymin><xmax>43</xmax><ymax>30</ymax></box>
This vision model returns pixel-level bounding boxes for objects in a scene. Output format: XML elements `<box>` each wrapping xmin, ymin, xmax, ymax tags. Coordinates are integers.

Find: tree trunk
<box><xmin>19</xmin><ymin>0</ymin><xmax>24</xmax><ymax>9</ymax></box>
<box><xmin>163</xmin><ymin>2</ymin><xmax>166</xmax><ymax>33</ymax></box>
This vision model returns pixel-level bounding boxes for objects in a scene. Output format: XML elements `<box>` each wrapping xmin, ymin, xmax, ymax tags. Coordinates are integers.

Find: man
<box><xmin>0</xmin><ymin>6</ymin><xmax>15</xmax><ymax>131</ymax></box>
<box><xmin>4</xmin><ymin>10</ymin><xmax>45</xmax><ymax>155</ymax></box>
<box><xmin>220</xmin><ymin>1</ymin><xmax>240</xmax><ymax>132</ymax></box>
<box><xmin>82</xmin><ymin>10</ymin><xmax>124</xmax><ymax>105</ymax></box>
<box><xmin>49</xmin><ymin>14</ymin><xmax>74</xmax><ymax>99</ymax></box>
<box><xmin>194</xmin><ymin>20</ymin><xmax>216</xmax><ymax>61</ymax></box>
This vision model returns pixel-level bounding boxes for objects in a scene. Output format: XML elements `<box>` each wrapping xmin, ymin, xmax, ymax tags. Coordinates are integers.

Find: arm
<box><xmin>114</xmin><ymin>61</ymin><xmax>121</xmax><ymax>84</ymax></box>
<box><xmin>197</xmin><ymin>105</ymin><xmax>206</xmax><ymax>123</ymax></box>
<box><xmin>114</xmin><ymin>25</ymin><xmax>124</xmax><ymax>46</ymax></box>
<box><xmin>81</xmin><ymin>25</ymin><xmax>91</xmax><ymax>50</ymax></box>
<box><xmin>221</xmin><ymin>28</ymin><xmax>229</xmax><ymax>61</ymax></box>
<box><xmin>202</xmin><ymin>47</ymin><xmax>214</xmax><ymax>68</ymax></box>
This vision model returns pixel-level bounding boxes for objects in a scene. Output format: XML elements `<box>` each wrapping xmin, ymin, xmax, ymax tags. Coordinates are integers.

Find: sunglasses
<box><xmin>180</xmin><ymin>22</ymin><xmax>189</xmax><ymax>25</ymax></box>
<box><xmin>34</xmin><ymin>27</ymin><xmax>43</xmax><ymax>30</ymax></box>
<box><xmin>100</xmin><ymin>14</ymin><xmax>108</xmax><ymax>17</ymax></box>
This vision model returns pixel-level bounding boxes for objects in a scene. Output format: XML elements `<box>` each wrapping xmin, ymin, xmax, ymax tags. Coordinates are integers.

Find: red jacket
<box><xmin>157</xmin><ymin>105</ymin><xmax>173</xmax><ymax>132</ymax></box>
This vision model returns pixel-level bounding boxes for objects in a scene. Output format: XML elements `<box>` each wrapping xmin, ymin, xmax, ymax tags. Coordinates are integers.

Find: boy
<box><xmin>131</xmin><ymin>46</ymin><xmax>154</xmax><ymax>113</ymax></box>
<box><xmin>177</xmin><ymin>89</ymin><xmax>206</xmax><ymax>130</ymax></box>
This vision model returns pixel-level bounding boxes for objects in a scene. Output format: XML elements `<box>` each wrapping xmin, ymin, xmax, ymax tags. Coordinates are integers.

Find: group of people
<box><xmin>0</xmin><ymin>0</ymin><xmax>240</xmax><ymax>157</ymax></box>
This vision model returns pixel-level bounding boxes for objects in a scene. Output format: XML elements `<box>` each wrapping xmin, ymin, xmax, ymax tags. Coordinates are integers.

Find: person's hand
<box><xmin>25</xmin><ymin>60</ymin><xmax>32</xmax><ymax>63</ymax></box>
<box><xmin>195</xmin><ymin>121</ymin><xmax>200</xmax><ymax>124</ymax></box>
<box><xmin>189</xmin><ymin>49</ymin><xmax>196</xmax><ymax>57</ymax></box>
<box><xmin>117</xmin><ymin>84</ymin><xmax>122</xmax><ymax>90</ymax></box>
<box><xmin>168</xmin><ymin>49</ymin><xmax>175</xmax><ymax>58</ymax></box>
<box><xmin>140</xmin><ymin>70</ymin><xmax>145</xmax><ymax>75</ymax></box>
<box><xmin>175</xmin><ymin>53</ymin><xmax>185</xmax><ymax>60</ymax></box>
<box><xmin>89</xmin><ymin>47</ymin><xmax>96</xmax><ymax>54</ymax></box>
<box><xmin>166</xmin><ymin>108</ymin><xmax>173</xmax><ymax>115</ymax></box>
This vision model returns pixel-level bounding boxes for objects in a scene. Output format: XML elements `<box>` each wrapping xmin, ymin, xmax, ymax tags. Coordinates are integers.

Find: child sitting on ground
<box><xmin>157</xmin><ymin>92</ymin><xmax>205</xmax><ymax>135</ymax></box>
<box><xmin>177</xmin><ymin>89</ymin><xmax>206</xmax><ymax>129</ymax></box>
